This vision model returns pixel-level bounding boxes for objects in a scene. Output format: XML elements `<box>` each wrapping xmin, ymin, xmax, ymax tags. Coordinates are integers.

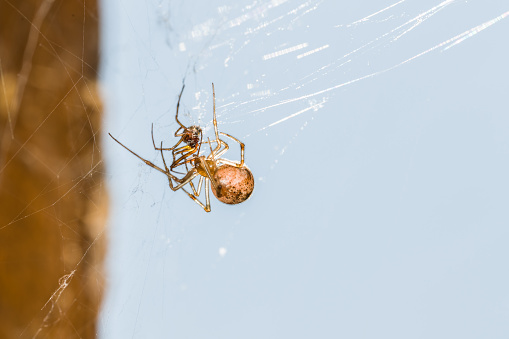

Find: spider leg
<box><xmin>206</xmin><ymin>137</ymin><xmax>214</xmax><ymax>158</ymax></box>
<box><xmin>152</xmin><ymin>123</ymin><xmax>184</xmax><ymax>151</ymax></box>
<box><xmin>175</xmin><ymin>84</ymin><xmax>187</xmax><ymax>129</ymax></box>
<box><xmin>211</xmin><ymin>138</ymin><xmax>229</xmax><ymax>160</ymax></box>
<box><xmin>187</xmin><ymin>175</ymin><xmax>204</xmax><ymax>196</ymax></box>
<box><xmin>210</xmin><ymin>83</ymin><xmax>223</xmax><ymax>155</ymax></box>
<box><xmin>200</xmin><ymin>138</ymin><xmax>221</xmax><ymax>156</ymax></box>
<box><xmin>172</xmin><ymin>149</ymin><xmax>218</xmax><ymax>200</ymax></box>
<box><xmin>157</xmin><ymin>142</ymin><xmax>204</xmax><ymax>194</ymax></box>
<box><xmin>212</xmin><ymin>83</ymin><xmax>219</xmax><ymax>142</ymax></box>
<box><xmin>219</xmin><ymin>132</ymin><xmax>245</xmax><ymax>166</ymax></box>
<box><xmin>216</xmin><ymin>158</ymin><xmax>242</xmax><ymax>168</ymax></box>
<box><xmin>159</xmin><ymin>142</ymin><xmax>185</xmax><ymax>183</ymax></box>
<box><xmin>196</xmin><ymin>130</ymin><xmax>203</xmax><ymax>158</ymax></box>
<box><xmin>181</xmin><ymin>178</ymin><xmax>211</xmax><ymax>212</ymax></box>
<box><xmin>196</xmin><ymin>156</ymin><xmax>220</xmax><ymax>192</ymax></box>
<box><xmin>169</xmin><ymin>169</ymin><xmax>199</xmax><ymax>190</ymax></box>
<box><xmin>110</xmin><ymin>133</ymin><xmax>208</xmax><ymax>204</ymax></box>
<box><xmin>200</xmin><ymin>139</ymin><xmax>220</xmax><ymax>145</ymax></box>
<box><xmin>204</xmin><ymin>178</ymin><xmax>210</xmax><ymax>211</ymax></box>
<box><xmin>169</xmin><ymin>155</ymin><xmax>197</xmax><ymax>169</ymax></box>
<box><xmin>164</xmin><ymin>150</ymin><xmax>210</xmax><ymax>212</ymax></box>
<box><xmin>177</xmin><ymin>163</ymin><xmax>212</xmax><ymax>212</ymax></box>
<box><xmin>196</xmin><ymin>175</ymin><xmax>205</xmax><ymax>195</ymax></box>
<box><xmin>109</xmin><ymin>133</ymin><xmax>171</xmax><ymax>177</ymax></box>
<box><xmin>170</xmin><ymin>147</ymin><xmax>198</xmax><ymax>171</ymax></box>
<box><xmin>171</xmin><ymin>145</ymin><xmax>195</xmax><ymax>157</ymax></box>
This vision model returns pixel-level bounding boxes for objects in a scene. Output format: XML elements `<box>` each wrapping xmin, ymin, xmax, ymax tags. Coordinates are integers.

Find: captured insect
<box><xmin>109</xmin><ymin>83</ymin><xmax>254</xmax><ymax>212</ymax></box>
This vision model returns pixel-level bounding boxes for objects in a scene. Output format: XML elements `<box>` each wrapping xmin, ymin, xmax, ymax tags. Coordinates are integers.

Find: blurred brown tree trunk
<box><xmin>0</xmin><ymin>0</ymin><xmax>106</xmax><ymax>338</ymax></box>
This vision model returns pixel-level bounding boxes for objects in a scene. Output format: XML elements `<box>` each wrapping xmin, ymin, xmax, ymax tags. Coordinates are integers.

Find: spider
<box><xmin>109</xmin><ymin>83</ymin><xmax>254</xmax><ymax>212</ymax></box>
<box><xmin>150</xmin><ymin>84</ymin><xmax>203</xmax><ymax>174</ymax></box>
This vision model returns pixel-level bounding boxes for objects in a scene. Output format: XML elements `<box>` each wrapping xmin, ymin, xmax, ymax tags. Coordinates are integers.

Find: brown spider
<box><xmin>109</xmin><ymin>83</ymin><xmax>254</xmax><ymax>212</ymax></box>
<box><xmin>150</xmin><ymin>84</ymin><xmax>202</xmax><ymax>174</ymax></box>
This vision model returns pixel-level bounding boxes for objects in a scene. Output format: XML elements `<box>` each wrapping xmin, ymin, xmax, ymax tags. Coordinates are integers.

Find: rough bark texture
<box><xmin>0</xmin><ymin>0</ymin><xmax>106</xmax><ymax>338</ymax></box>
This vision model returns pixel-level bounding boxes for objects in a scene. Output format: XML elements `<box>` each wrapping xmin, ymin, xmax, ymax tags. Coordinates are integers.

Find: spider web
<box><xmin>1</xmin><ymin>0</ymin><xmax>508</xmax><ymax>338</ymax></box>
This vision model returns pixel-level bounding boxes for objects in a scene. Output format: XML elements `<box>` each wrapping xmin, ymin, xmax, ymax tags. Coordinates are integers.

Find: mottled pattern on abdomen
<box><xmin>211</xmin><ymin>164</ymin><xmax>254</xmax><ymax>204</ymax></box>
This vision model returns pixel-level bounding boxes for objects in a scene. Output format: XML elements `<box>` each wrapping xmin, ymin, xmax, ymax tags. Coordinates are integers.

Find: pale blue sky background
<box><xmin>100</xmin><ymin>0</ymin><xmax>509</xmax><ymax>337</ymax></box>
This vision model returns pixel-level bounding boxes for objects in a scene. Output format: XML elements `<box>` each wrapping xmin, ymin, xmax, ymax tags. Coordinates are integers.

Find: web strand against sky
<box><xmin>137</xmin><ymin>0</ymin><xmax>509</xmax><ymax>178</ymax></box>
<box><xmin>124</xmin><ymin>0</ymin><xmax>509</xmax><ymax>154</ymax></box>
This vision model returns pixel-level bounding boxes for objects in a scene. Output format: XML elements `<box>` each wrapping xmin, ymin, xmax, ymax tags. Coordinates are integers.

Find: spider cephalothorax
<box><xmin>183</xmin><ymin>126</ymin><xmax>202</xmax><ymax>149</ymax></box>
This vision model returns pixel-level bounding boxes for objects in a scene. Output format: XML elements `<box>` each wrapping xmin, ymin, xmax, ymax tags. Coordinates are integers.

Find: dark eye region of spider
<box><xmin>183</xmin><ymin>126</ymin><xmax>202</xmax><ymax>148</ymax></box>
<box><xmin>211</xmin><ymin>164</ymin><xmax>255</xmax><ymax>204</ymax></box>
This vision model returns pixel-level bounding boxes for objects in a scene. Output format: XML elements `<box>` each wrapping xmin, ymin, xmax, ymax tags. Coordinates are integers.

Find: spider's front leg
<box><xmin>158</xmin><ymin>143</ymin><xmax>193</xmax><ymax>187</ymax></box>
<box><xmin>152</xmin><ymin>124</ymin><xmax>185</xmax><ymax>151</ymax></box>
<box><xmin>170</xmin><ymin>145</ymin><xmax>198</xmax><ymax>171</ymax></box>
<box><xmin>109</xmin><ymin>133</ymin><xmax>171</xmax><ymax>176</ymax></box>
<box><xmin>157</xmin><ymin>144</ymin><xmax>205</xmax><ymax>202</ymax></box>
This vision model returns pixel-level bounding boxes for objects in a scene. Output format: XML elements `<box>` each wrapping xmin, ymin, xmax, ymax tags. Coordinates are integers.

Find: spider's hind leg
<box><xmin>219</xmin><ymin>132</ymin><xmax>245</xmax><ymax>166</ymax></box>
<box><xmin>182</xmin><ymin>178</ymin><xmax>211</xmax><ymax>212</ymax></box>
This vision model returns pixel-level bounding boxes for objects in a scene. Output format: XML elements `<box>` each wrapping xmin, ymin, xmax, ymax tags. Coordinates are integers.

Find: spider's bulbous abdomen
<box><xmin>211</xmin><ymin>164</ymin><xmax>254</xmax><ymax>205</ymax></box>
